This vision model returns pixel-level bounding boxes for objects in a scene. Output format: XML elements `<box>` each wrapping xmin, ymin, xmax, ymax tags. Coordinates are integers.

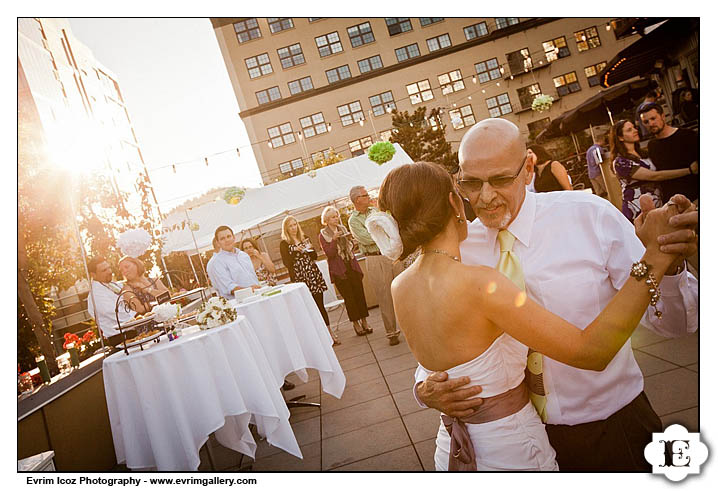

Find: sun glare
<box><xmin>47</xmin><ymin>114</ymin><xmax>106</xmax><ymax>175</ymax></box>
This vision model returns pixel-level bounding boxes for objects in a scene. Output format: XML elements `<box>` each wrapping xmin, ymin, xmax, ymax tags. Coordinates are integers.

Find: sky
<box><xmin>68</xmin><ymin>18</ymin><xmax>264</xmax><ymax>213</ymax></box>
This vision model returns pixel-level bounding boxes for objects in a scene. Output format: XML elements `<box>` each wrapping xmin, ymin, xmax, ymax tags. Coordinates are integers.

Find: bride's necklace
<box><xmin>422</xmin><ymin>249</ymin><xmax>460</xmax><ymax>262</ymax></box>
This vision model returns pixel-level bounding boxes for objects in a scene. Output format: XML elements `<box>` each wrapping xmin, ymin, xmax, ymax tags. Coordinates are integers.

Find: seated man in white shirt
<box><xmin>207</xmin><ymin>226</ymin><xmax>295</xmax><ymax>391</ymax></box>
<box><xmin>206</xmin><ymin>226</ymin><xmax>260</xmax><ymax>299</ymax></box>
<box><xmin>415</xmin><ymin>119</ymin><xmax>698</xmax><ymax>471</ymax></box>
<box><xmin>86</xmin><ymin>256</ymin><xmax>138</xmax><ymax>347</ymax></box>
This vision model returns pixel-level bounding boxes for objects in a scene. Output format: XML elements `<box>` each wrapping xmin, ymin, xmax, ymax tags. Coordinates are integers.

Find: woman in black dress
<box><xmin>527</xmin><ymin>144</ymin><xmax>572</xmax><ymax>192</ymax></box>
<box><xmin>279</xmin><ymin>215</ymin><xmax>338</xmax><ymax>346</ymax></box>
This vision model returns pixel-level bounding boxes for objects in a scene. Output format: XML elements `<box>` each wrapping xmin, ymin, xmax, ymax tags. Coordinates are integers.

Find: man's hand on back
<box><xmin>416</xmin><ymin>371</ymin><xmax>484</xmax><ymax>418</ymax></box>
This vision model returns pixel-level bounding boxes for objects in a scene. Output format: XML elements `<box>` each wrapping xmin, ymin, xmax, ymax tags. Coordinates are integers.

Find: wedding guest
<box><xmin>86</xmin><ymin>256</ymin><xmax>137</xmax><ymax>347</ymax></box>
<box><xmin>206</xmin><ymin>225</ymin><xmax>259</xmax><ymax>300</ymax></box>
<box><xmin>414</xmin><ymin>119</ymin><xmax>698</xmax><ymax>471</ymax></box>
<box><xmin>319</xmin><ymin>206</ymin><xmax>371</xmax><ymax>339</ymax></box>
<box><xmin>240</xmin><ymin>237</ymin><xmax>278</xmax><ymax>286</ymax></box>
<box><xmin>678</xmin><ymin>88</ymin><xmax>698</xmax><ymax>124</ymax></box>
<box><xmin>526</xmin><ymin>144</ymin><xmax>572</xmax><ymax>192</ymax></box>
<box><xmin>279</xmin><ymin>215</ymin><xmax>338</xmax><ymax>345</ymax></box>
<box><xmin>373</xmin><ymin>160</ymin><xmax>682</xmax><ymax>471</ymax></box>
<box><xmin>585</xmin><ymin>133</ymin><xmax>609</xmax><ymax>198</ymax></box>
<box><xmin>634</xmin><ymin>88</ymin><xmax>660</xmax><ymax>139</ymax></box>
<box><xmin>348</xmin><ymin>186</ymin><xmax>401</xmax><ymax>346</ymax></box>
<box><xmin>639</xmin><ymin>103</ymin><xmax>699</xmax><ymax>202</ymax></box>
<box><xmin>119</xmin><ymin>256</ymin><xmax>169</xmax><ymax>314</ymax></box>
<box><xmin>609</xmin><ymin>119</ymin><xmax>697</xmax><ymax>222</ymax></box>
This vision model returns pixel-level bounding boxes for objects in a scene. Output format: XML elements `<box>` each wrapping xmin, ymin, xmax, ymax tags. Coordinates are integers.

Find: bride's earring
<box><xmin>456</xmin><ymin>214</ymin><xmax>465</xmax><ymax>224</ymax></box>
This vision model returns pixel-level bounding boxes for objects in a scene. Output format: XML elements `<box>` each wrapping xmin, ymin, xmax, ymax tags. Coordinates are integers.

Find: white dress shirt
<box><xmin>87</xmin><ymin>280</ymin><xmax>136</xmax><ymax>337</ymax></box>
<box><xmin>416</xmin><ymin>190</ymin><xmax>697</xmax><ymax>425</ymax></box>
<box><xmin>207</xmin><ymin>248</ymin><xmax>260</xmax><ymax>299</ymax></box>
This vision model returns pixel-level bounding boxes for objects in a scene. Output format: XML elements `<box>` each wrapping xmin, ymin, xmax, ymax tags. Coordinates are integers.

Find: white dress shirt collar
<box><xmin>504</xmin><ymin>190</ymin><xmax>535</xmax><ymax>249</ymax></box>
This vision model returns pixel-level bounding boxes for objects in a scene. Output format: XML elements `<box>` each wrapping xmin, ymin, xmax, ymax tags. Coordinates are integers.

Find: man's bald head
<box><xmin>456</xmin><ymin>119</ymin><xmax>531</xmax><ymax>230</ymax></box>
<box><xmin>458</xmin><ymin>118</ymin><xmax>526</xmax><ymax>169</ymax></box>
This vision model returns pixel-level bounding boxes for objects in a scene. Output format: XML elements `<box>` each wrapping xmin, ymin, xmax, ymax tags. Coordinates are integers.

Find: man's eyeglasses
<box><xmin>457</xmin><ymin>156</ymin><xmax>527</xmax><ymax>195</ymax></box>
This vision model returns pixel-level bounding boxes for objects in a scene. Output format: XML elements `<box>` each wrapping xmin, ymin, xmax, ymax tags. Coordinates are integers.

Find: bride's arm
<box><xmin>473</xmin><ymin>205</ymin><xmax>679</xmax><ymax>371</ymax></box>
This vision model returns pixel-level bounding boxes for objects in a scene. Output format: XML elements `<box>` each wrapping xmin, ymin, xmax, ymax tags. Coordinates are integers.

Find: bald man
<box><xmin>414</xmin><ymin>119</ymin><xmax>698</xmax><ymax>471</ymax></box>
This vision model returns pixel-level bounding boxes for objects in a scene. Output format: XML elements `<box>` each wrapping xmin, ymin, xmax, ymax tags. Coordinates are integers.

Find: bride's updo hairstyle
<box><xmin>378</xmin><ymin>162</ymin><xmax>455</xmax><ymax>260</ymax></box>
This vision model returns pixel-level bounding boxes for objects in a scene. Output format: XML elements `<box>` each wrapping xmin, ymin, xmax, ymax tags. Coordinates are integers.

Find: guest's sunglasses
<box><xmin>456</xmin><ymin>156</ymin><xmax>527</xmax><ymax>195</ymax></box>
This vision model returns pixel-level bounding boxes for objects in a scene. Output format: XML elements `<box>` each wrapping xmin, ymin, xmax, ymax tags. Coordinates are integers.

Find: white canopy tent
<box><xmin>161</xmin><ymin>143</ymin><xmax>414</xmax><ymax>256</ymax></box>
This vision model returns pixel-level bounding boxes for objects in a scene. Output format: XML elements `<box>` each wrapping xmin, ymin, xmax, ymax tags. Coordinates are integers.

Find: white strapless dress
<box><xmin>416</xmin><ymin>333</ymin><xmax>559</xmax><ymax>471</ymax></box>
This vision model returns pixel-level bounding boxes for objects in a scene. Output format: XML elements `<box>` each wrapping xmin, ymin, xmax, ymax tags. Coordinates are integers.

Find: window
<box><xmin>245</xmin><ymin>53</ymin><xmax>272</xmax><ymax>79</ymax></box>
<box><xmin>575</xmin><ymin>26</ymin><xmax>601</xmax><ymax>52</ymax></box>
<box><xmin>279</xmin><ymin>158</ymin><xmax>304</xmax><ymax>175</ymax></box>
<box><xmin>315</xmin><ymin>32</ymin><xmax>343</xmax><ymax>57</ymax></box>
<box><xmin>449</xmin><ymin>105</ymin><xmax>475</xmax><ymax>130</ymax></box>
<box><xmin>427</xmin><ymin>33</ymin><xmax>451</xmax><ymax>52</ymax></box>
<box><xmin>543</xmin><ymin>36</ymin><xmax>570</xmax><ymax>62</ymax></box>
<box><xmin>277</xmin><ymin>43</ymin><xmax>305</xmax><ymax>69</ymax></box>
<box><xmin>369</xmin><ymin>91</ymin><xmax>396</xmax><ymax>116</ymax></box>
<box><xmin>308</xmin><ymin>18</ymin><xmax>322</xmax><ymax>22</ymax></box>
<box><xmin>395</xmin><ymin>43</ymin><xmax>420</xmax><ymax>62</ymax></box>
<box><xmin>554</xmin><ymin>71</ymin><xmax>581</xmax><ymax>96</ymax></box>
<box><xmin>255</xmin><ymin>86</ymin><xmax>281</xmax><ymax>105</ymax></box>
<box><xmin>406</xmin><ymin>79</ymin><xmax>434</xmax><ymax>104</ymax></box>
<box><xmin>420</xmin><ymin>18</ymin><xmax>444</xmax><ymax>27</ymax></box>
<box><xmin>312</xmin><ymin>148</ymin><xmax>332</xmax><ymax>164</ymax></box>
<box><xmin>486</xmin><ymin>93</ymin><xmax>513</xmax><ymax>117</ymax></box>
<box><xmin>233</xmin><ymin>19</ymin><xmax>261</xmax><ymax>43</ymax></box>
<box><xmin>267</xmin><ymin>18</ymin><xmax>293</xmax><ymax>33</ymax></box>
<box><xmin>299</xmin><ymin>112</ymin><xmax>328</xmax><ymax>138</ymax></box>
<box><xmin>288</xmin><ymin>76</ymin><xmax>313</xmax><ymax>95</ymax></box>
<box><xmin>528</xmin><ymin>117</ymin><xmax>551</xmax><ymax>140</ymax></box>
<box><xmin>507</xmin><ymin>48</ymin><xmax>533</xmax><ymax>76</ymax></box>
<box><xmin>347</xmin><ymin>22</ymin><xmax>374</xmax><ymax>47</ymax></box>
<box><xmin>349</xmin><ymin>136</ymin><xmax>373</xmax><ymax>157</ymax></box>
<box><xmin>338</xmin><ymin>101</ymin><xmax>365</xmax><ymax>126</ymax></box>
<box><xmin>358</xmin><ymin>55</ymin><xmax>383</xmax><ymax>74</ymax></box>
<box><xmin>475</xmin><ymin>58</ymin><xmax>502</xmax><ymax>83</ymax></box>
<box><xmin>268</xmin><ymin>122</ymin><xmax>295</xmax><ymax>148</ymax></box>
<box><xmin>326</xmin><ymin>65</ymin><xmax>351</xmax><ymax>84</ymax></box>
<box><xmin>385</xmin><ymin>18</ymin><xmax>412</xmax><ymax>36</ymax></box>
<box><xmin>464</xmin><ymin>22</ymin><xmax>488</xmax><ymax>40</ymax></box>
<box><xmin>438</xmin><ymin>69</ymin><xmax>465</xmax><ymax>95</ymax></box>
<box><xmin>584</xmin><ymin>61</ymin><xmax>607</xmax><ymax>87</ymax></box>
<box><xmin>495</xmin><ymin>18</ymin><xmax>519</xmax><ymax>30</ymax></box>
<box><xmin>517</xmin><ymin>83</ymin><xmax>541</xmax><ymax>110</ymax></box>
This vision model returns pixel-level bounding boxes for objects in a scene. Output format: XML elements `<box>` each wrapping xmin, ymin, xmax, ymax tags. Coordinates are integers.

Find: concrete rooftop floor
<box><xmin>194</xmin><ymin>305</ymin><xmax>698</xmax><ymax>472</ymax></box>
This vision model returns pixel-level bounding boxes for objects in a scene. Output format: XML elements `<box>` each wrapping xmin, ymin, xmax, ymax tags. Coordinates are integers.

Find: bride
<box><xmin>368</xmin><ymin>161</ymin><xmax>680</xmax><ymax>471</ymax></box>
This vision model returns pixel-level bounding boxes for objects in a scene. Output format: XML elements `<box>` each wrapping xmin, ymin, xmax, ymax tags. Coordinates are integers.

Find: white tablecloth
<box><xmin>233</xmin><ymin>282</ymin><xmax>346</xmax><ymax>398</ymax></box>
<box><xmin>103</xmin><ymin>316</ymin><xmax>301</xmax><ymax>471</ymax></box>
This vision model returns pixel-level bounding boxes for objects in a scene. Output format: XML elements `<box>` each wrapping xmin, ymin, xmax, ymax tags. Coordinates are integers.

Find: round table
<box><xmin>232</xmin><ymin>282</ymin><xmax>346</xmax><ymax>398</ymax></box>
<box><xmin>103</xmin><ymin>315</ymin><xmax>301</xmax><ymax>471</ymax></box>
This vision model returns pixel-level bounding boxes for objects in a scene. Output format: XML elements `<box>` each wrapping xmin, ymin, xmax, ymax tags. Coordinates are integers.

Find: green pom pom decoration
<box><xmin>368</xmin><ymin>141</ymin><xmax>396</xmax><ymax>165</ymax></box>
<box><xmin>223</xmin><ymin>187</ymin><xmax>245</xmax><ymax>205</ymax></box>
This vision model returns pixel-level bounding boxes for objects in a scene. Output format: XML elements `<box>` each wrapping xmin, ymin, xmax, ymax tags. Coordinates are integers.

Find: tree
<box><xmin>389</xmin><ymin>106</ymin><xmax>458</xmax><ymax>172</ymax></box>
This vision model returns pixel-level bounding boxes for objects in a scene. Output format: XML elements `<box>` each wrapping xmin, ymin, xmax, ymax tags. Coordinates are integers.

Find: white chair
<box><xmin>316</xmin><ymin>260</ymin><xmax>346</xmax><ymax>334</ymax></box>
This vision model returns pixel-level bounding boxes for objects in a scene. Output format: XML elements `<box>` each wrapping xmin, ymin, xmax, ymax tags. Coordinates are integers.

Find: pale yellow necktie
<box><xmin>496</xmin><ymin>229</ymin><xmax>548</xmax><ymax>423</ymax></box>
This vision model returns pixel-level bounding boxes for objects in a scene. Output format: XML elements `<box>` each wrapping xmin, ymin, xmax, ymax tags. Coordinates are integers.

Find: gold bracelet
<box><xmin>630</xmin><ymin>261</ymin><xmax>662</xmax><ymax>319</ymax></box>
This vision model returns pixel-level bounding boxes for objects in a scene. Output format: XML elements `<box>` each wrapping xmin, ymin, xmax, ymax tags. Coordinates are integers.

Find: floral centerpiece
<box><xmin>117</xmin><ymin>228</ymin><xmax>152</xmax><ymax>258</ymax></box>
<box><xmin>368</xmin><ymin>141</ymin><xmax>396</xmax><ymax>165</ymax></box>
<box><xmin>223</xmin><ymin>187</ymin><xmax>245</xmax><ymax>205</ymax></box>
<box><xmin>196</xmin><ymin>296</ymin><xmax>237</xmax><ymax>329</ymax></box>
<box><xmin>152</xmin><ymin>302</ymin><xmax>181</xmax><ymax>323</ymax></box>
<box><xmin>531</xmin><ymin>94</ymin><xmax>554</xmax><ymax>113</ymax></box>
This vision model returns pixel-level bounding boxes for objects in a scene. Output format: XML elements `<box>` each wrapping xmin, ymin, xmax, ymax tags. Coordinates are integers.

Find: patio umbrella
<box><xmin>536</xmin><ymin>78</ymin><xmax>651</xmax><ymax>142</ymax></box>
